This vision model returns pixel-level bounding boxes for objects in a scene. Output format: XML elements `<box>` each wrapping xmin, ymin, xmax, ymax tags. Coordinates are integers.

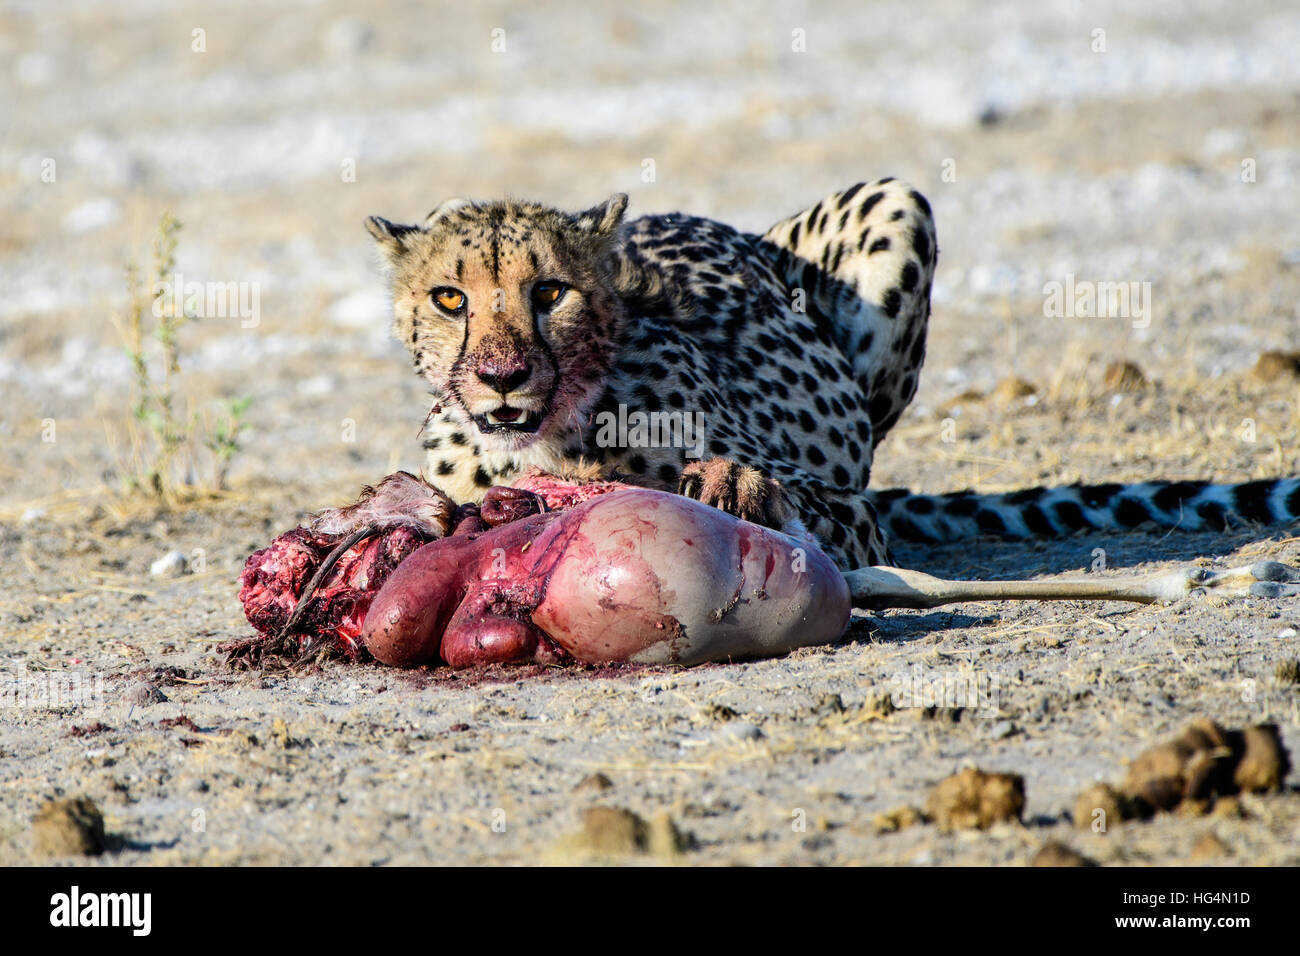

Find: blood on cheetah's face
<box><xmin>366</xmin><ymin>194</ymin><xmax>628</xmax><ymax>452</ymax></box>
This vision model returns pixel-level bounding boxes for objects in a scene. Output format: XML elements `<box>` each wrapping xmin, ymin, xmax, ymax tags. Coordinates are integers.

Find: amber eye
<box><xmin>432</xmin><ymin>288</ymin><xmax>466</xmax><ymax>314</ymax></box>
<box><xmin>531</xmin><ymin>282</ymin><xmax>566</xmax><ymax>310</ymax></box>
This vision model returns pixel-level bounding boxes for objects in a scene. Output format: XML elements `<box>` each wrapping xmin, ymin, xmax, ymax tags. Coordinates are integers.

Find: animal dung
<box><xmin>924</xmin><ymin>767</ymin><xmax>1025</xmax><ymax>831</ymax></box>
<box><xmin>1075</xmin><ymin>718</ymin><xmax>1290</xmax><ymax>828</ymax></box>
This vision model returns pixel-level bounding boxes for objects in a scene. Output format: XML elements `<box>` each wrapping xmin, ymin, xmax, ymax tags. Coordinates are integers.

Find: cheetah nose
<box><xmin>476</xmin><ymin>360</ymin><xmax>532</xmax><ymax>394</ymax></box>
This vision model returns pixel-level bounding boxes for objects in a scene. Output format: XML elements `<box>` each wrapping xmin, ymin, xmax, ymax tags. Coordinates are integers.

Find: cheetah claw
<box><xmin>677</xmin><ymin>457</ymin><xmax>792</xmax><ymax>529</ymax></box>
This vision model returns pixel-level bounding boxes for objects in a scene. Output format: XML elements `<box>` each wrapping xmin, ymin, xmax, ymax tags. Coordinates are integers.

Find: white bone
<box><xmin>843</xmin><ymin>560</ymin><xmax>1300</xmax><ymax>610</ymax></box>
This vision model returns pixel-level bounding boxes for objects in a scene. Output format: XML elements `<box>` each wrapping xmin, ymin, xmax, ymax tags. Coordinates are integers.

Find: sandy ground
<box><xmin>2</xmin><ymin>0</ymin><xmax>1299</xmax><ymax>865</ymax></box>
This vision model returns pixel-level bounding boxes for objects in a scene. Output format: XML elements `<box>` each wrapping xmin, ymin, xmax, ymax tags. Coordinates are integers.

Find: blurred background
<box><xmin>2</xmin><ymin>0</ymin><xmax>1298</xmax><ymax>513</ymax></box>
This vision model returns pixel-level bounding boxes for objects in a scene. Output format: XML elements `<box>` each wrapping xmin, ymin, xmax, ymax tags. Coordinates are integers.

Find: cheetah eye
<box><xmin>531</xmin><ymin>282</ymin><xmax>567</xmax><ymax>310</ymax></box>
<box><xmin>431</xmin><ymin>287</ymin><xmax>466</xmax><ymax>314</ymax></box>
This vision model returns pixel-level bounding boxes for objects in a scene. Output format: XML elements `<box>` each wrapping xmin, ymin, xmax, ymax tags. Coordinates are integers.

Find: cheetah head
<box><xmin>366</xmin><ymin>195</ymin><xmax>628</xmax><ymax>452</ymax></box>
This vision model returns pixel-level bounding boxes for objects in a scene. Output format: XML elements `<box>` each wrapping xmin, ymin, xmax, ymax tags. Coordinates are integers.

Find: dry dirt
<box><xmin>2</xmin><ymin>0</ymin><xmax>1299</xmax><ymax>865</ymax></box>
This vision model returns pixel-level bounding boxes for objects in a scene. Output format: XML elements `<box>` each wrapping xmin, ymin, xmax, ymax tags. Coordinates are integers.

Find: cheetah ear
<box><xmin>573</xmin><ymin>193</ymin><xmax>628</xmax><ymax>237</ymax></box>
<box><xmin>365</xmin><ymin>216</ymin><xmax>420</xmax><ymax>263</ymax></box>
<box><xmin>423</xmin><ymin>198</ymin><xmax>472</xmax><ymax>230</ymax></box>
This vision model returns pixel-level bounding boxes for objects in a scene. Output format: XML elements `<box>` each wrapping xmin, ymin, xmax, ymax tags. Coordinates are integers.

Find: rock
<box><xmin>925</xmin><ymin>767</ymin><xmax>1025</xmax><ymax>831</ymax></box>
<box><xmin>716</xmin><ymin>720</ymin><xmax>763</xmax><ymax>743</ymax></box>
<box><xmin>977</xmin><ymin>103</ymin><xmax>1005</xmax><ymax>127</ymax></box>
<box><xmin>1032</xmin><ymin>842</ymin><xmax>1096</xmax><ymax>867</ymax></box>
<box><xmin>32</xmin><ymin>797</ymin><xmax>106</xmax><ymax>857</ymax></box>
<box><xmin>990</xmin><ymin>720</ymin><xmax>1016</xmax><ymax>740</ymax></box>
<box><xmin>125</xmin><ymin>682</ymin><xmax>168</xmax><ymax>707</ymax></box>
<box><xmin>150</xmin><ymin>550</ymin><xmax>187</xmax><ymax>578</ymax></box>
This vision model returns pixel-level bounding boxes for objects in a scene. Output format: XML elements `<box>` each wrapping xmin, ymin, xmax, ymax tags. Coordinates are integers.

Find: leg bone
<box><xmin>843</xmin><ymin>561</ymin><xmax>1300</xmax><ymax>611</ymax></box>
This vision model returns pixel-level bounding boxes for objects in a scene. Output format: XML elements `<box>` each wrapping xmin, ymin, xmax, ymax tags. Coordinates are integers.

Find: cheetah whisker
<box><xmin>843</xmin><ymin>560</ymin><xmax>1300</xmax><ymax>611</ymax></box>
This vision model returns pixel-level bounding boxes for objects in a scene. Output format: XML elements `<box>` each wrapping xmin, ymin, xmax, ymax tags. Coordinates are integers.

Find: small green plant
<box><xmin>203</xmin><ymin>395</ymin><xmax>254</xmax><ymax>491</ymax></box>
<box><xmin>113</xmin><ymin>211</ymin><xmax>252</xmax><ymax>502</ymax></box>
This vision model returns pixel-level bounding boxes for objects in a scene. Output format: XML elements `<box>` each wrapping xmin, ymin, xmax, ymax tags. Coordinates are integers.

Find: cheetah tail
<box><xmin>869</xmin><ymin>478</ymin><xmax>1300</xmax><ymax>544</ymax></box>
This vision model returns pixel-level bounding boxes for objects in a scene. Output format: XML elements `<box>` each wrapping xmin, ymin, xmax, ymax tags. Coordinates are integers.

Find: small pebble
<box><xmin>990</xmin><ymin>720</ymin><xmax>1016</xmax><ymax>740</ymax></box>
<box><xmin>716</xmin><ymin>721</ymin><xmax>763</xmax><ymax>743</ymax></box>
<box><xmin>321</xmin><ymin>17</ymin><xmax>373</xmax><ymax>56</ymax></box>
<box><xmin>1277</xmin><ymin>627</ymin><xmax>1297</xmax><ymax>639</ymax></box>
<box><xmin>150</xmin><ymin>550</ymin><xmax>187</xmax><ymax>578</ymax></box>
<box><xmin>125</xmin><ymin>682</ymin><xmax>167</xmax><ymax>706</ymax></box>
<box><xmin>575</xmin><ymin>773</ymin><xmax>614</xmax><ymax>794</ymax></box>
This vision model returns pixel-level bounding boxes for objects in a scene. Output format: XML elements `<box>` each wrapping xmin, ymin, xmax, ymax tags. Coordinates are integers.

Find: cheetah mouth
<box><xmin>474</xmin><ymin>406</ymin><xmax>543</xmax><ymax>434</ymax></box>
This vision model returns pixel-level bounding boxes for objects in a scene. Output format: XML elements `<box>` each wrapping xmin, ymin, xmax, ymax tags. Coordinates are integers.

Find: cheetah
<box><xmin>365</xmin><ymin>183</ymin><xmax>1300</xmax><ymax>602</ymax></box>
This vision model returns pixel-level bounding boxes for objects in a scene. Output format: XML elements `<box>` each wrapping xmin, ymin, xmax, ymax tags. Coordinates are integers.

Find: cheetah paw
<box><xmin>677</xmin><ymin>457</ymin><xmax>793</xmax><ymax>528</ymax></box>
